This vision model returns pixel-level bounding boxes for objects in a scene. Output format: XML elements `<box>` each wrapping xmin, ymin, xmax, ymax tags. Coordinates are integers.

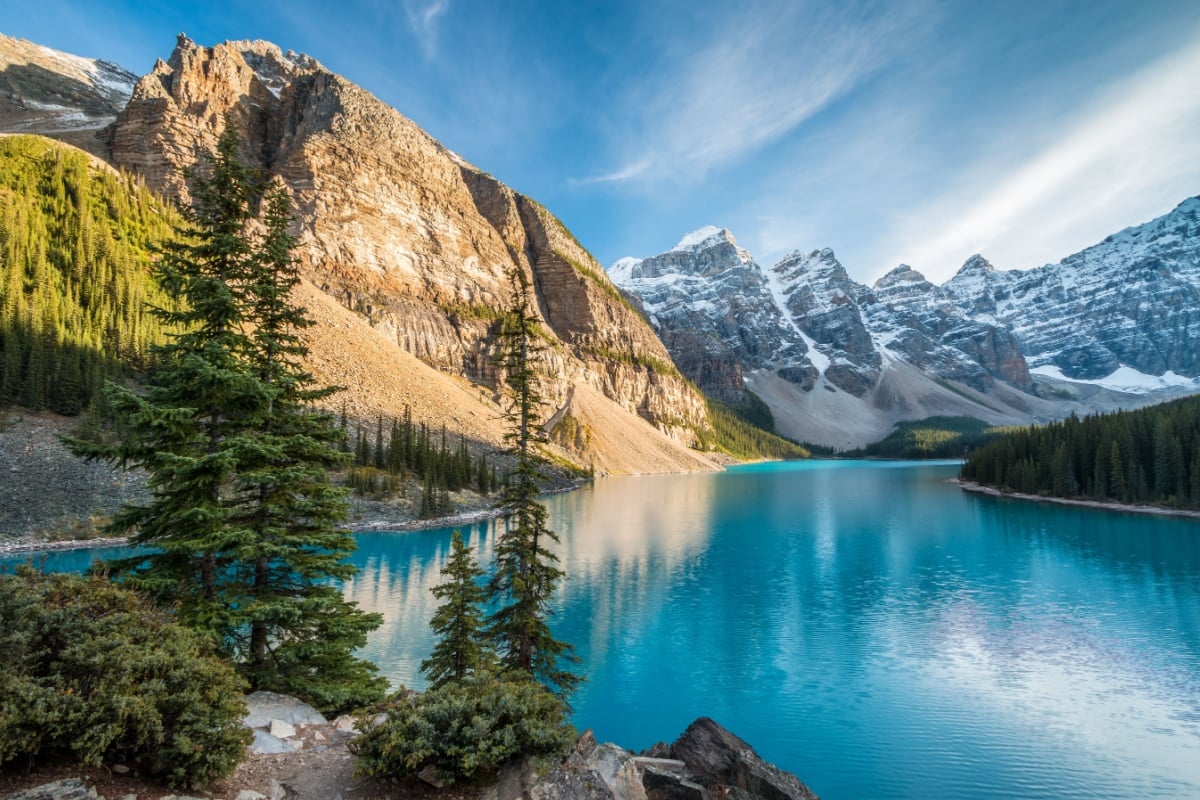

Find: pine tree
<box><xmin>485</xmin><ymin>268</ymin><xmax>580</xmax><ymax>698</ymax></box>
<box><xmin>70</xmin><ymin>126</ymin><xmax>384</xmax><ymax>713</ymax></box>
<box><xmin>421</xmin><ymin>531</ymin><xmax>491</xmax><ymax>689</ymax></box>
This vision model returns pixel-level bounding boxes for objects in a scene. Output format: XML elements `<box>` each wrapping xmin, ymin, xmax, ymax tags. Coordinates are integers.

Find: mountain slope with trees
<box><xmin>0</xmin><ymin>134</ymin><xmax>179</xmax><ymax>414</ymax></box>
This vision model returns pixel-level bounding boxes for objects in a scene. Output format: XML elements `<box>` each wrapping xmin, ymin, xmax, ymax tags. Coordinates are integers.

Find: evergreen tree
<box><xmin>421</xmin><ymin>531</ymin><xmax>491</xmax><ymax>689</ymax></box>
<box><xmin>70</xmin><ymin>126</ymin><xmax>384</xmax><ymax>713</ymax></box>
<box><xmin>486</xmin><ymin>268</ymin><xmax>580</xmax><ymax>698</ymax></box>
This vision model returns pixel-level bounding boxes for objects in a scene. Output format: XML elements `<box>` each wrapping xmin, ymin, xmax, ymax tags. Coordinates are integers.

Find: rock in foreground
<box><xmin>526</xmin><ymin>718</ymin><xmax>817</xmax><ymax>800</ymax></box>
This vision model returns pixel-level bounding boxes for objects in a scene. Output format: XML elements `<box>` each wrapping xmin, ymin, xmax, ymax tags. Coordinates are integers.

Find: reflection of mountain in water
<box><xmin>548</xmin><ymin>472</ymin><xmax>717</xmax><ymax>671</ymax></box>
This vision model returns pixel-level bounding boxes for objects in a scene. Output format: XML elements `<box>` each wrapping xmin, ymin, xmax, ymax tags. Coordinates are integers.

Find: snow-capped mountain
<box><xmin>943</xmin><ymin>196</ymin><xmax>1200</xmax><ymax>380</ymax></box>
<box><xmin>611</xmin><ymin>198</ymin><xmax>1200</xmax><ymax>448</ymax></box>
<box><xmin>611</xmin><ymin>227</ymin><xmax>812</xmax><ymax>401</ymax></box>
<box><xmin>0</xmin><ymin>33</ymin><xmax>136</xmax><ymax>157</ymax></box>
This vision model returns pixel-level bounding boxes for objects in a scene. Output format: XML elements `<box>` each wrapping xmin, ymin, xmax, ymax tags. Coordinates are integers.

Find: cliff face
<box><xmin>106</xmin><ymin>36</ymin><xmax>707</xmax><ymax>459</ymax></box>
<box><xmin>943</xmin><ymin>197</ymin><xmax>1200</xmax><ymax>380</ymax></box>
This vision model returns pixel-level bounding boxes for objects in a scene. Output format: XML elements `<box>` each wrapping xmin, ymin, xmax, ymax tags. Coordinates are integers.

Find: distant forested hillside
<box><xmin>960</xmin><ymin>395</ymin><xmax>1200</xmax><ymax>507</ymax></box>
<box><xmin>0</xmin><ymin>135</ymin><xmax>179</xmax><ymax>414</ymax></box>
<box><xmin>850</xmin><ymin>416</ymin><xmax>1010</xmax><ymax>459</ymax></box>
<box><xmin>699</xmin><ymin>395</ymin><xmax>811</xmax><ymax>460</ymax></box>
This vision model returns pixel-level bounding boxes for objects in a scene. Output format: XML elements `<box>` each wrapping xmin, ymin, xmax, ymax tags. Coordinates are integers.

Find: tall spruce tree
<box><xmin>421</xmin><ymin>530</ymin><xmax>491</xmax><ymax>689</ymax></box>
<box><xmin>70</xmin><ymin>126</ymin><xmax>385</xmax><ymax>713</ymax></box>
<box><xmin>485</xmin><ymin>268</ymin><xmax>580</xmax><ymax>698</ymax></box>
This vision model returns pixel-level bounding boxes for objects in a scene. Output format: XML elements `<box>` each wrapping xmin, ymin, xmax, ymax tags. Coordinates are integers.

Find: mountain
<box><xmin>943</xmin><ymin>196</ymin><xmax>1200</xmax><ymax>380</ymax></box>
<box><xmin>609</xmin><ymin>227</ymin><xmax>809</xmax><ymax>402</ymax></box>
<box><xmin>0</xmin><ymin>33</ymin><xmax>136</xmax><ymax>158</ymax></box>
<box><xmin>0</xmin><ymin>34</ymin><xmax>719</xmax><ymax>475</ymax></box>
<box><xmin>612</xmin><ymin>204</ymin><xmax>1200</xmax><ymax>449</ymax></box>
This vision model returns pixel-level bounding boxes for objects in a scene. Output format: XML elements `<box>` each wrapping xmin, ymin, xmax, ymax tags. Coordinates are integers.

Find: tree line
<box><xmin>343</xmin><ymin>408</ymin><xmax>498</xmax><ymax>516</ymax></box>
<box><xmin>960</xmin><ymin>394</ymin><xmax>1200</xmax><ymax>507</ymax></box>
<box><xmin>0</xmin><ymin>136</ymin><xmax>178</xmax><ymax>414</ymax></box>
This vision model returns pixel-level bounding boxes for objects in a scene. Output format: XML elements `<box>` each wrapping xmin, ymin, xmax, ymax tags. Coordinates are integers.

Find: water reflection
<box><xmin>6</xmin><ymin>461</ymin><xmax>1200</xmax><ymax>800</ymax></box>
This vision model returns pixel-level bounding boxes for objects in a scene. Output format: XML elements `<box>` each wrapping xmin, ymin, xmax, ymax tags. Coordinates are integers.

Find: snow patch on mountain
<box><xmin>1031</xmin><ymin>365</ymin><xmax>1199</xmax><ymax>394</ymax></box>
<box><xmin>673</xmin><ymin>225</ymin><xmax>725</xmax><ymax>251</ymax></box>
<box><xmin>607</xmin><ymin>256</ymin><xmax>643</xmax><ymax>284</ymax></box>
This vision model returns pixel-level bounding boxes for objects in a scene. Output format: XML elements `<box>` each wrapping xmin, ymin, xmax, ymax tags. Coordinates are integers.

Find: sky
<box><xmin>5</xmin><ymin>0</ymin><xmax>1200</xmax><ymax>284</ymax></box>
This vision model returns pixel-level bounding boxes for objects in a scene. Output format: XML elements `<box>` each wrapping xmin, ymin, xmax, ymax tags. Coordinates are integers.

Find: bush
<box><xmin>353</xmin><ymin>671</ymin><xmax>576</xmax><ymax>784</ymax></box>
<box><xmin>0</xmin><ymin>569</ymin><xmax>252</xmax><ymax>788</ymax></box>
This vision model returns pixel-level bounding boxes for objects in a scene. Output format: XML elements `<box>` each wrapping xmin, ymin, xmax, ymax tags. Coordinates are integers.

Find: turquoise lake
<box><xmin>6</xmin><ymin>460</ymin><xmax>1200</xmax><ymax>799</ymax></box>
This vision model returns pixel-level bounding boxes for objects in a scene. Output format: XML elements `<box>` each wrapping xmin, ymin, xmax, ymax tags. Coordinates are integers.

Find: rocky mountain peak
<box><xmin>672</xmin><ymin>225</ymin><xmax>735</xmax><ymax>252</ymax></box>
<box><xmin>102</xmin><ymin>35</ymin><xmax>714</xmax><ymax>469</ymax></box>
<box><xmin>228</xmin><ymin>39</ymin><xmax>324</xmax><ymax>96</ymax></box>
<box><xmin>956</xmin><ymin>254</ymin><xmax>996</xmax><ymax>277</ymax></box>
<box><xmin>874</xmin><ymin>264</ymin><xmax>930</xmax><ymax>291</ymax></box>
<box><xmin>772</xmin><ymin>248</ymin><xmax>857</xmax><ymax>299</ymax></box>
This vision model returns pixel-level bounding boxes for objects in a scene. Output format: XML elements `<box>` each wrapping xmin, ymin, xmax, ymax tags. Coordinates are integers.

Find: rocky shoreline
<box><xmin>1</xmin><ymin>692</ymin><xmax>820</xmax><ymax>800</ymax></box>
<box><xmin>956</xmin><ymin>479</ymin><xmax>1200</xmax><ymax>520</ymax></box>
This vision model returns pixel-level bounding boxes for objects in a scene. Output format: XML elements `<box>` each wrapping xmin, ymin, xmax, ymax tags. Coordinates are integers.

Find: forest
<box><xmin>0</xmin><ymin>136</ymin><xmax>178</xmax><ymax>414</ymax></box>
<box><xmin>960</xmin><ymin>395</ymin><xmax>1200</xmax><ymax>507</ymax></box>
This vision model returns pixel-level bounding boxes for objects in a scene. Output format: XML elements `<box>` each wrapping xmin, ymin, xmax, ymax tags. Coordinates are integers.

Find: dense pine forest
<box><xmin>701</xmin><ymin>394</ymin><xmax>811</xmax><ymax>460</ymax></box>
<box><xmin>0</xmin><ymin>136</ymin><xmax>179</xmax><ymax>414</ymax></box>
<box><xmin>960</xmin><ymin>395</ymin><xmax>1200</xmax><ymax>507</ymax></box>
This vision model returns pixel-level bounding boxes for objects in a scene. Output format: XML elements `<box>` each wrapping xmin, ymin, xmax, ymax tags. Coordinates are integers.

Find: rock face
<box><xmin>943</xmin><ymin>196</ymin><xmax>1200</xmax><ymax>380</ymax></box>
<box><xmin>104</xmin><ymin>36</ymin><xmax>707</xmax><ymax>456</ymax></box>
<box><xmin>612</xmin><ymin>201</ymin><xmax>1200</xmax><ymax>448</ymax></box>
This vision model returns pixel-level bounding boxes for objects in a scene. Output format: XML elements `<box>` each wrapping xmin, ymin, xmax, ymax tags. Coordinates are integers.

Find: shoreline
<box><xmin>956</xmin><ymin>480</ymin><xmax>1200</xmax><ymax>520</ymax></box>
<box><xmin>0</xmin><ymin>481</ymin><xmax>588</xmax><ymax>557</ymax></box>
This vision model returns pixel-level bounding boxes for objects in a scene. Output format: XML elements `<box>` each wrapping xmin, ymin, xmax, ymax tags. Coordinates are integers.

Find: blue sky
<box><xmin>5</xmin><ymin>0</ymin><xmax>1200</xmax><ymax>283</ymax></box>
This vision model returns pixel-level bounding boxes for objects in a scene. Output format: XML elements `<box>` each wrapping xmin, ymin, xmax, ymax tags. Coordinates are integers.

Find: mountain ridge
<box><xmin>611</xmin><ymin>197</ymin><xmax>1200</xmax><ymax>448</ymax></box>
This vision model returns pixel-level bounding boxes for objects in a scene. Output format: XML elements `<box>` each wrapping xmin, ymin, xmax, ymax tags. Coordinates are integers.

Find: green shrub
<box><xmin>0</xmin><ymin>569</ymin><xmax>251</xmax><ymax>788</ymax></box>
<box><xmin>353</xmin><ymin>671</ymin><xmax>576</xmax><ymax>785</ymax></box>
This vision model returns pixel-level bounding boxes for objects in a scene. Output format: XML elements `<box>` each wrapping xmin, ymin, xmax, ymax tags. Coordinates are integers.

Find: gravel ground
<box><xmin>0</xmin><ymin>410</ymin><xmax>148</xmax><ymax>547</ymax></box>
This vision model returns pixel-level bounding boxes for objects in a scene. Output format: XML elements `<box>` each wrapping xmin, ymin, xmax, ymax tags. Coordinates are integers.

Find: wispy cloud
<box><xmin>581</xmin><ymin>0</ymin><xmax>934</xmax><ymax>185</ymax></box>
<box><xmin>403</xmin><ymin>0</ymin><xmax>449</xmax><ymax>58</ymax></box>
<box><xmin>884</xmin><ymin>35</ymin><xmax>1200</xmax><ymax>282</ymax></box>
<box><xmin>570</xmin><ymin>157</ymin><xmax>653</xmax><ymax>186</ymax></box>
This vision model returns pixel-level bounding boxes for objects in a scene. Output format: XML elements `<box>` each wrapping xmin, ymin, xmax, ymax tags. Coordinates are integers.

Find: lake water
<box><xmin>6</xmin><ymin>460</ymin><xmax>1200</xmax><ymax>799</ymax></box>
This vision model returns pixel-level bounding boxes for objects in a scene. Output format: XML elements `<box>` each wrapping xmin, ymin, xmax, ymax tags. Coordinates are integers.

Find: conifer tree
<box><xmin>70</xmin><ymin>126</ymin><xmax>384</xmax><ymax>713</ymax></box>
<box><xmin>486</xmin><ymin>268</ymin><xmax>580</xmax><ymax>698</ymax></box>
<box><xmin>421</xmin><ymin>531</ymin><xmax>491</xmax><ymax>689</ymax></box>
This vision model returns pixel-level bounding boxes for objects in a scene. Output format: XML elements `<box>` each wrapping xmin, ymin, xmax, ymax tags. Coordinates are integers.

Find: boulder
<box><xmin>588</xmin><ymin>743</ymin><xmax>647</xmax><ymax>800</ymax></box>
<box><xmin>242</xmin><ymin>691</ymin><xmax>327</xmax><ymax>728</ymax></box>
<box><xmin>669</xmin><ymin>718</ymin><xmax>817</xmax><ymax>800</ymax></box>
<box><xmin>331</xmin><ymin>714</ymin><xmax>358</xmax><ymax>734</ymax></box>
<box><xmin>2</xmin><ymin>780</ymin><xmax>97</xmax><ymax>800</ymax></box>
